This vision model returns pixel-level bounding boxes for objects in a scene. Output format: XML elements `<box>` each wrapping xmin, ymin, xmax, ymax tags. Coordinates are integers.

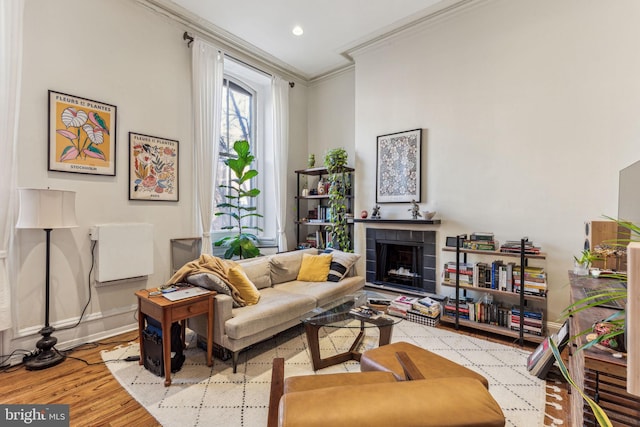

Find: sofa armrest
<box><xmin>187</xmin><ymin>293</ymin><xmax>234</xmax><ymax>345</ymax></box>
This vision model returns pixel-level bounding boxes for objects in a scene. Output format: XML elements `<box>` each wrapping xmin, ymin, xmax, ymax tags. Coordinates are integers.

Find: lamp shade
<box><xmin>16</xmin><ymin>188</ymin><xmax>78</xmax><ymax>229</ymax></box>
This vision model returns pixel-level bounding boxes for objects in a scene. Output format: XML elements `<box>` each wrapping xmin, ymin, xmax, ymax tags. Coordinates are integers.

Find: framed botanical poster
<box><xmin>129</xmin><ymin>132</ymin><xmax>179</xmax><ymax>201</ymax></box>
<box><xmin>48</xmin><ymin>90</ymin><xmax>117</xmax><ymax>176</ymax></box>
<box><xmin>376</xmin><ymin>128</ymin><xmax>422</xmax><ymax>203</ymax></box>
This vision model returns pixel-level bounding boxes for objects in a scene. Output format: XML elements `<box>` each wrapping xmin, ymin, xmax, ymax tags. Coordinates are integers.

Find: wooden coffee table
<box><xmin>135</xmin><ymin>288</ymin><xmax>215</xmax><ymax>386</ymax></box>
<box><xmin>301</xmin><ymin>294</ymin><xmax>401</xmax><ymax>370</ymax></box>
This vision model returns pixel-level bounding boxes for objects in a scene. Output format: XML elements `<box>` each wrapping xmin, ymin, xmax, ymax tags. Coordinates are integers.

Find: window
<box><xmin>211</xmin><ymin>58</ymin><xmax>275</xmax><ymax>247</ymax></box>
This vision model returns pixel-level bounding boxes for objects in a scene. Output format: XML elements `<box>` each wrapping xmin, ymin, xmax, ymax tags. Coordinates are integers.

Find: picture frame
<box><xmin>376</xmin><ymin>128</ymin><xmax>422</xmax><ymax>203</ymax></box>
<box><xmin>128</xmin><ymin>132</ymin><xmax>179</xmax><ymax>202</ymax></box>
<box><xmin>48</xmin><ymin>90</ymin><xmax>117</xmax><ymax>176</ymax></box>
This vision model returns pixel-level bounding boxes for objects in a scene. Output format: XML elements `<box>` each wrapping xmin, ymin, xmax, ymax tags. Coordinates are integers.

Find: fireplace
<box><xmin>365</xmin><ymin>228</ymin><xmax>436</xmax><ymax>294</ymax></box>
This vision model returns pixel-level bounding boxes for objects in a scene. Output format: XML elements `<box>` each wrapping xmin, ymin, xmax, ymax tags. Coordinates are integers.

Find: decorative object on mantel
<box><xmin>409</xmin><ymin>199</ymin><xmax>421</xmax><ymax>219</ymax></box>
<box><xmin>360</xmin><ymin>210</ymin><xmax>368</xmax><ymax>219</ymax></box>
<box><xmin>354</xmin><ymin>218</ymin><xmax>441</xmax><ymax>225</ymax></box>
<box><xmin>376</xmin><ymin>128</ymin><xmax>422</xmax><ymax>203</ymax></box>
<box><xmin>422</xmin><ymin>211</ymin><xmax>436</xmax><ymax>220</ymax></box>
<box><xmin>308</xmin><ymin>153</ymin><xmax>315</xmax><ymax>168</ymax></box>
<box><xmin>371</xmin><ymin>204</ymin><xmax>381</xmax><ymax>219</ymax></box>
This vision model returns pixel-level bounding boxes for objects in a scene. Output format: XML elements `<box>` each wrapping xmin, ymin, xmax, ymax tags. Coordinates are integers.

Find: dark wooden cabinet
<box><xmin>568</xmin><ymin>273</ymin><xmax>640</xmax><ymax>426</ymax></box>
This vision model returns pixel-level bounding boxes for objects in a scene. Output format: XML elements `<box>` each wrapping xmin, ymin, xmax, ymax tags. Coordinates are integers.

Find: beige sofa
<box><xmin>188</xmin><ymin>248</ymin><xmax>365</xmax><ymax>372</ymax></box>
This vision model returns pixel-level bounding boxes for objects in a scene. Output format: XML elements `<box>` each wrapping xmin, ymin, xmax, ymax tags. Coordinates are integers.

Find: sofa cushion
<box><xmin>297</xmin><ymin>253</ymin><xmax>332</xmax><ymax>282</ymax></box>
<box><xmin>270</xmin><ymin>249</ymin><xmax>317</xmax><ymax>285</ymax></box>
<box><xmin>276</xmin><ymin>276</ymin><xmax>365</xmax><ymax>307</ymax></box>
<box><xmin>323</xmin><ymin>249</ymin><xmax>361</xmax><ymax>282</ymax></box>
<box><xmin>228</xmin><ymin>265</ymin><xmax>261</xmax><ymax>305</ymax></box>
<box><xmin>225</xmin><ymin>288</ymin><xmax>316</xmax><ymax>340</ymax></box>
<box><xmin>186</xmin><ymin>273</ymin><xmax>241</xmax><ymax>308</ymax></box>
<box><xmin>236</xmin><ymin>257</ymin><xmax>272</xmax><ymax>289</ymax></box>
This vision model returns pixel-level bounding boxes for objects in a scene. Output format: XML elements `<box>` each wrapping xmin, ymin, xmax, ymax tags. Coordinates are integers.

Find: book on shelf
<box><xmin>462</xmin><ymin>240</ymin><xmax>497</xmax><ymax>251</ymax></box>
<box><xmin>499</xmin><ymin>240</ymin><xmax>542</xmax><ymax>255</ymax></box>
<box><xmin>470</xmin><ymin>232</ymin><xmax>495</xmax><ymax>241</ymax></box>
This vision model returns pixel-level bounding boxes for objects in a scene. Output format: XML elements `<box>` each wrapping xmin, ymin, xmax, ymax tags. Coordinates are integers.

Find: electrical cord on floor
<box><xmin>57</xmin><ymin>240</ymin><xmax>97</xmax><ymax>331</ymax></box>
<box><xmin>0</xmin><ymin>349</ymin><xmax>37</xmax><ymax>373</ymax></box>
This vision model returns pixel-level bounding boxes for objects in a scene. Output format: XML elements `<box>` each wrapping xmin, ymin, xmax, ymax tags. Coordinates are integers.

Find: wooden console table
<box><xmin>135</xmin><ymin>289</ymin><xmax>215</xmax><ymax>386</ymax></box>
<box><xmin>567</xmin><ymin>273</ymin><xmax>640</xmax><ymax>425</ymax></box>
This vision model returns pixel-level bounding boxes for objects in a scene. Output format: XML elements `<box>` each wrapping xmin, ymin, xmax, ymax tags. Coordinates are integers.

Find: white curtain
<box><xmin>272</xmin><ymin>76</ymin><xmax>290</xmax><ymax>252</ymax></box>
<box><xmin>0</xmin><ymin>0</ymin><xmax>24</xmax><ymax>332</ymax></box>
<box><xmin>192</xmin><ymin>38</ymin><xmax>223</xmax><ymax>255</ymax></box>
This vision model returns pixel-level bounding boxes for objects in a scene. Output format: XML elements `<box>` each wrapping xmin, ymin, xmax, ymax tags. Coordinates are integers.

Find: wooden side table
<box><xmin>135</xmin><ymin>289</ymin><xmax>215</xmax><ymax>386</ymax></box>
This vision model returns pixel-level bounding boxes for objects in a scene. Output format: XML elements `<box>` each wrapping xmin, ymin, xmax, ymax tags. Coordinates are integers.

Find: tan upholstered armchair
<box><xmin>267</xmin><ymin>351</ymin><xmax>505</xmax><ymax>427</ymax></box>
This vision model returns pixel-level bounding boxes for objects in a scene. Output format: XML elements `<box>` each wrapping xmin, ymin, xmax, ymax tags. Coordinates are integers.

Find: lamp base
<box><xmin>24</xmin><ymin>325</ymin><xmax>65</xmax><ymax>370</ymax></box>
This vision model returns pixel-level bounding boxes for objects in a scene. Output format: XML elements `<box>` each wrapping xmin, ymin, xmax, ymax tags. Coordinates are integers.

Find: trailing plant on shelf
<box><xmin>214</xmin><ymin>140</ymin><xmax>262</xmax><ymax>259</ymax></box>
<box><xmin>550</xmin><ymin>216</ymin><xmax>639</xmax><ymax>427</ymax></box>
<box><xmin>324</xmin><ymin>148</ymin><xmax>351</xmax><ymax>251</ymax></box>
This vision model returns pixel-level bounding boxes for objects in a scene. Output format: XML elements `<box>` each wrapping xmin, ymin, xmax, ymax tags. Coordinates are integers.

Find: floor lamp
<box><xmin>16</xmin><ymin>188</ymin><xmax>78</xmax><ymax>370</ymax></box>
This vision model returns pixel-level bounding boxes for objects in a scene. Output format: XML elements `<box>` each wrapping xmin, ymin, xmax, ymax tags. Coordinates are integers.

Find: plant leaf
<box><xmin>549</xmin><ymin>338</ymin><xmax>613</xmax><ymax>426</ymax></box>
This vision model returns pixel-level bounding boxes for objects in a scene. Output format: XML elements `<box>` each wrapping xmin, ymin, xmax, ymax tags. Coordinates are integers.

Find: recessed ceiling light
<box><xmin>292</xmin><ymin>25</ymin><xmax>304</xmax><ymax>36</ymax></box>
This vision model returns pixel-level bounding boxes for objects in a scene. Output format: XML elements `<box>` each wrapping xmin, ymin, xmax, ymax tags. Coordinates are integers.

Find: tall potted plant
<box><xmin>324</xmin><ymin>148</ymin><xmax>351</xmax><ymax>251</ymax></box>
<box><xmin>214</xmin><ymin>140</ymin><xmax>262</xmax><ymax>259</ymax></box>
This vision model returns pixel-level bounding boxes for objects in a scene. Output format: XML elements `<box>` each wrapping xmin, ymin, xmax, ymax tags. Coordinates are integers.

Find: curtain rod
<box><xmin>183</xmin><ymin>32</ymin><xmax>295</xmax><ymax>88</ymax></box>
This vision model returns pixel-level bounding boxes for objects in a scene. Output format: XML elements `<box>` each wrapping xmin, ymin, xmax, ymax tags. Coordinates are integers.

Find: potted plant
<box><xmin>214</xmin><ymin>140</ymin><xmax>262</xmax><ymax>259</ymax></box>
<box><xmin>324</xmin><ymin>148</ymin><xmax>351</xmax><ymax>251</ymax></box>
<box><xmin>573</xmin><ymin>249</ymin><xmax>599</xmax><ymax>276</ymax></box>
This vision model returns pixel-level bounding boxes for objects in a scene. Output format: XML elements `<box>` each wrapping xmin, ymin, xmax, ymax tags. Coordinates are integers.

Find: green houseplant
<box><xmin>324</xmin><ymin>148</ymin><xmax>351</xmax><ymax>251</ymax></box>
<box><xmin>214</xmin><ymin>140</ymin><xmax>262</xmax><ymax>259</ymax></box>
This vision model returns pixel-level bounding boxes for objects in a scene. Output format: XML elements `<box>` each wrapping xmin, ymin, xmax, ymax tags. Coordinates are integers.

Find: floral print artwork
<box><xmin>129</xmin><ymin>133</ymin><xmax>179</xmax><ymax>201</ymax></box>
<box><xmin>49</xmin><ymin>91</ymin><xmax>116</xmax><ymax>175</ymax></box>
<box><xmin>376</xmin><ymin>129</ymin><xmax>421</xmax><ymax>203</ymax></box>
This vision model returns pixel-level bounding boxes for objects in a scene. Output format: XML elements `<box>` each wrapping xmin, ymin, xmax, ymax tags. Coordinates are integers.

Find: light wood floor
<box><xmin>0</xmin><ymin>327</ymin><xmax>569</xmax><ymax>427</ymax></box>
<box><xmin>0</xmin><ymin>330</ymin><xmax>158</xmax><ymax>427</ymax></box>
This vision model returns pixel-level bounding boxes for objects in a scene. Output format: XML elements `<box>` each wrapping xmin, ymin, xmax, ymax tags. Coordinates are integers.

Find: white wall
<box><xmin>308</xmin><ymin>69</ymin><xmax>356</xmax><ymax>166</ymax></box>
<box><xmin>351</xmin><ymin>0</ymin><xmax>640</xmax><ymax>321</ymax></box>
<box><xmin>8</xmin><ymin>0</ymin><xmax>307</xmax><ymax>354</ymax></box>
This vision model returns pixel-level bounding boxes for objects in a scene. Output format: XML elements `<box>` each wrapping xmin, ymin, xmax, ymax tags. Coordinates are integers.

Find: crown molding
<box><xmin>137</xmin><ymin>0</ymin><xmax>485</xmax><ymax>85</ymax></box>
<box><xmin>343</xmin><ymin>0</ymin><xmax>487</xmax><ymax>61</ymax></box>
<box><xmin>136</xmin><ymin>0</ymin><xmax>308</xmax><ymax>84</ymax></box>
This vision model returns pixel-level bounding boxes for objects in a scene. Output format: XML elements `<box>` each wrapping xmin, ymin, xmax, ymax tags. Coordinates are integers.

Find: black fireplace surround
<box><xmin>365</xmin><ymin>228</ymin><xmax>436</xmax><ymax>294</ymax></box>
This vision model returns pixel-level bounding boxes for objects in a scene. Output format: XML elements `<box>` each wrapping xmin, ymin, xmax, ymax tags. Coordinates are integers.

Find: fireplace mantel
<box><xmin>355</xmin><ymin>219</ymin><xmax>441</xmax><ymax>225</ymax></box>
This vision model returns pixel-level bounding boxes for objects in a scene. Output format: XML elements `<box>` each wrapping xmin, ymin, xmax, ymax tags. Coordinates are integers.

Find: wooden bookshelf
<box><xmin>439</xmin><ymin>315</ymin><xmax>544</xmax><ymax>344</ymax></box>
<box><xmin>440</xmin><ymin>281</ymin><xmax>547</xmax><ymax>302</ymax></box>
<box><xmin>442</xmin><ymin>247</ymin><xmax>546</xmax><ymax>260</ymax></box>
<box><xmin>442</xmin><ymin>237</ymin><xmax>547</xmax><ymax>345</ymax></box>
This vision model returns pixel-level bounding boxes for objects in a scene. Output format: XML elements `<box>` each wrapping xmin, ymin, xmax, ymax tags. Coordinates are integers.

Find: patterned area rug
<box><xmin>102</xmin><ymin>321</ymin><xmax>546</xmax><ymax>427</ymax></box>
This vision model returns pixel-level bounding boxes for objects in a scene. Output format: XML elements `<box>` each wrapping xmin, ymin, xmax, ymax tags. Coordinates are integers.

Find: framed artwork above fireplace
<box><xmin>376</xmin><ymin>128</ymin><xmax>422</xmax><ymax>203</ymax></box>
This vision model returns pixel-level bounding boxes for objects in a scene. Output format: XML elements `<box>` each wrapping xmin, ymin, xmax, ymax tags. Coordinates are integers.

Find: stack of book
<box><xmin>499</xmin><ymin>240</ymin><xmax>542</xmax><ymax>255</ymax></box>
<box><xmin>411</xmin><ymin>296</ymin><xmax>441</xmax><ymax>317</ymax></box>
<box><xmin>462</xmin><ymin>232</ymin><xmax>497</xmax><ymax>251</ymax></box>
<box><xmin>443</xmin><ymin>261</ymin><xmax>474</xmax><ymax>285</ymax></box>
<box><xmin>387</xmin><ymin>295</ymin><xmax>419</xmax><ymax>318</ymax></box>
<box><xmin>512</xmin><ymin>266</ymin><xmax>547</xmax><ymax>296</ymax></box>
<box><xmin>443</xmin><ymin>297</ymin><xmax>472</xmax><ymax>320</ymax></box>
<box><xmin>510</xmin><ymin>307</ymin><xmax>544</xmax><ymax>336</ymax></box>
